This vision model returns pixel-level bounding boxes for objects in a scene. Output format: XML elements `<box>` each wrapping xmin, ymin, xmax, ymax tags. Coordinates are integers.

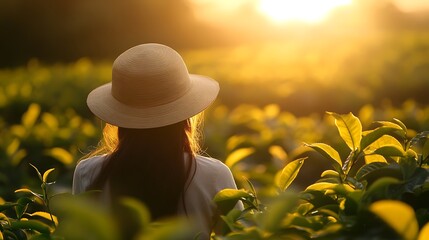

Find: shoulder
<box><xmin>195</xmin><ymin>155</ymin><xmax>231</xmax><ymax>174</ymax></box>
<box><xmin>73</xmin><ymin>154</ymin><xmax>109</xmax><ymax>194</ymax></box>
<box><xmin>194</xmin><ymin>155</ymin><xmax>236</xmax><ymax>187</ymax></box>
<box><xmin>74</xmin><ymin>154</ymin><xmax>109</xmax><ymax>179</ymax></box>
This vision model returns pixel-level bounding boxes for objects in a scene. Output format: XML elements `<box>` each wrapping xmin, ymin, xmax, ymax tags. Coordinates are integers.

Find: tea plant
<box><xmin>0</xmin><ymin>165</ymin><xmax>57</xmax><ymax>240</ymax></box>
<box><xmin>214</xmin><ymin>112</ymin><xmax>429</xmax><ymax>239</ymax></box>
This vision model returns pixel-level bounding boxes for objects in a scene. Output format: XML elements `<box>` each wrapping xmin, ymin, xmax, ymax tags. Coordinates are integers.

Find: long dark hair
<box><xmin>86</xmin><ymin>116</ymin><xmax>202</xmax><ymax>220</ymax></box>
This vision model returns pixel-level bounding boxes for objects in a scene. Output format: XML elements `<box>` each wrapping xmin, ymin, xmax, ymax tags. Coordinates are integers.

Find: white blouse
<box><xmin>72</xmin><ymin>154</ymin><xmax>241</xmax><ymax>239</ymax></box>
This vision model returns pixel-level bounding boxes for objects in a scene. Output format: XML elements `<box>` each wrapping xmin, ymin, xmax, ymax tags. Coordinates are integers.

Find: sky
<box><xmin>187</xmin><ymin>0</ymin><xmax>429</xmax><ymax>25</ymax></box>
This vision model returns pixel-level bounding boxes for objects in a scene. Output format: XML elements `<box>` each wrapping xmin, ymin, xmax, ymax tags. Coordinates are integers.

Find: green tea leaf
<box><xmin>119</xmin><ymin>197</ymin><xmax>151</xmax><ymax>230</ymax></box>
<box><xmin>221</xmin><ymin>208</ymin><xmax>242</xmax><ymax>231</ymax></box>
<box><xmin>355</xmin><ymin>162</ymin><xmax>388</xmax><ymax>181</ymax></box>
<box><xmin>418</xmin><ymin>223</ymin><xmax>429</xmax><ymax>240</ymax></box>
<box><xmin>28</xmin><ymin>211</ymin><xmax>58</xmax><ymax>227</ymax></box>
<box><xmin>305</xmin><ymin>183</ymin><xmax>354</xmax><ymax>194</ymax></box>
<box><xmin>275</xmin><ymin>158</ymin><xmax>306</xmax><ymax>191</ymax></box>
<box><xmin>269</xmin><ymin>145</ymin><xmax>288</xmax><ymax>161</ymax></box>
<box><xmin>22</xmin><ymin>103</ymin><xmax>41</xmax><ymax>128</ymax></box>
<box><xmin>42</xmin><ymin>168</ymin><xmax>55</xmax><ymax>183</ymax></box>
<box><xmin>364</xmin><ymin>135</ymin><xmax>404</xmax><ymax>155</ymax></box>
<box><xmin>311</xmin><ymin>223</ymin><xmax>342</xmax><ymax>238</ymax></box>
<box><xmin>29</xmin><ymin>163</ymin><xmax>43</xmax><ymax>182</ymax></box>
<box><xmin>6</xmin><ymin>138</ymin><xmax>20</xmax><ymax>156</ymax></box>
<box><xmin>410</xmin><ymin>131</ymin><xmax>429</xmax><ymax>149</ymax></box>
<box><xmin>376</xmin><ymin>121</ymin><xmax>404</xmax><ymax>131</ymax></box>
<box><xmin>300</xmin><ymin>191</ymin><xmax>338</xmax><ymax>209</ymax></box>
<box><xmin>226</xmin><ymin>135</ymin><xmax>248</xmax><ymax>152</ymax></box>
<box><xmin>260</xmin><ymin>193</ymin><xmax>298</xmax><ymax>232</ymax></box>
<box><xmin>320</xmin><ymin>170</ymin><xmax>340</xmax><ymax>178</ymax></box>
<box><xmin>364</xmin><ymin>154</ymin><xmax>387</xmax><ymax>164</ymax></box>
<box><xmin>327</xmin><ymin>112</ymin><xmax>362</xmax><ymax>151</ymax></box>
<box><xmin>305</xmin><ymin>143</ymin><xmax>342</xmax><ymax>168</ymax></box>
<box><xmin>373</xmin><ymin>146</ymin><xmax>405</xmax><ymax>157</ymax></box>
<box><xmin>44</xmin><ymin>148</ymin><xmax>73</xmax><ymax>165</ymax></box>
<box><xmin>225</xmin><ymin>148</ymin><xmax>255</xmax><ymax>168</ymax></box>
<box><xmin>214</xmin><ymin>189</ymin><xmax>251</xmax><ymax>215</ymax></box>
<box><xmin>0</xmin><ymin>202</ymin><xmax>18</xmax><ymax>212</ymax></box>
<box><xmin>15</xmin><ymin>197</ymin><xmax>33</xmax><ymax>219</ymax></box>
<box><xmin>361</xmin><ymin>126</ymin><xmax>403</xmax><ymax>150</ymax></box>
<box><xmin>14</xmin><ymin>188</ymin><xmax>43</xmax><ymax>199</ymax></box>
<box><xmin>0</xmin><ymin>212</ymin><xmax>10</xmax><ymax>225</ymax></box>
<box><xmin>392</xmin><ymin>118</ymin><xmax>407</xmax><ymax>133</ymax></box>
<box><xmin>10</xmin><ymin>220</ymin><xmax>52</xmax><ymax>234</ymax></box>
<box><xmin>369</xmin><ymin>200</ymin><xmax>418</xmax><ymax>240</ymax></box>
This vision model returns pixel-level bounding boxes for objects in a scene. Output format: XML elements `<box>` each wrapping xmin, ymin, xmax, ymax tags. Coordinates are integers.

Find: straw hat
<box><xmin>87</xmin><ymin>43</ymin><xmax>219</xmax><ymax>129</ymax></box>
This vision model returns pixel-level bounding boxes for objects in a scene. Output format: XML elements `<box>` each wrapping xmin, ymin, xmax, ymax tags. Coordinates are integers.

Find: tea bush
<box><xmin>213</xmin><ymin>112</ymin><xmax>429</xmax><ymax>240</ymax></box>
<box><xmin>1</xmin><ymin>60</ymin><xmax>429</xmax><ymax>239</ymax></box>
<box><xmin>0</xmin><ymin>112</ymin><xmax>428</xmax><ymax>239</ymax></box>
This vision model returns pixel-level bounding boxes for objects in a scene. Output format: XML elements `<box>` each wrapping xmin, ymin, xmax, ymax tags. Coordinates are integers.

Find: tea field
<box><xmin>1</xmin><ymin>40</ymin><xmax>429</xmax><ymax>239</ymax></box>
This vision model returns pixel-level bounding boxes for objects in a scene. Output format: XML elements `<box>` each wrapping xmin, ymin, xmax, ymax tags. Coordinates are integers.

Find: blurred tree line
<box><xmin>0</xmin><ymin>0</ymin><xmax>234</xmax><ymax>67</ymax></box>
<box><xmin>1</xmin><ymin>0</ymin><xmax>429</xmax><ymax>67</ymax></box>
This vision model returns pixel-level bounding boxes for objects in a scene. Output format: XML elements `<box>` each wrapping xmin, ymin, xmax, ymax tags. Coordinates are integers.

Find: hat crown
<box><xmin>111</xmin><ymin>43</ymin><xmax>191</xmax><ymax>107</ymax></box>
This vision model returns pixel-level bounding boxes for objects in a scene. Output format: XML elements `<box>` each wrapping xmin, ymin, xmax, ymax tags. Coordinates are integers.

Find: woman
<box><xmin>72</xmin><ymin>43</ymin><xmax>240</xmax><ymax>239</ymax></box>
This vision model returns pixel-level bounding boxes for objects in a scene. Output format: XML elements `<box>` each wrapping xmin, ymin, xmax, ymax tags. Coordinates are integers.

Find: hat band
<box><xmin>111</xmin><ymin>76</ymin><xmax>193</xmax><ymax>108</ymax></box>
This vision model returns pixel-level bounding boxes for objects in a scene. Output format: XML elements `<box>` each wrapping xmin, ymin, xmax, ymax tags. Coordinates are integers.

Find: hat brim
<box><xmin>87</xmin><ymin>74</ymin><xmax>219</xmax><ymax>128</ymax></box>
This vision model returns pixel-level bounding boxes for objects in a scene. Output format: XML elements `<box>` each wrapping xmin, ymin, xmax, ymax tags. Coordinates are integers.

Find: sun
<box><xmin>258</xmin><ymin>0</ymin><xmax>352</xmax><ymax>23</ymax></box>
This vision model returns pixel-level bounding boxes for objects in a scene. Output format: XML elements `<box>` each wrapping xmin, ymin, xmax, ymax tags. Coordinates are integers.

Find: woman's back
<box><xmin>73</xmin><ymin>154</ymin><xmax>238</xmax><ymax>239</ymax></box>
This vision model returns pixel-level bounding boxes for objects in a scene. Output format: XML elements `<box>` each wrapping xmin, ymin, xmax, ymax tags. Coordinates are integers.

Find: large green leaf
<box><xmin>364</xmin><ymin>154</ymin><xmax>387</xmax><ymax>164</ymax></box>
<box><xmin>260</xmin><ymin>193</ymin><xmax>298</xmax><ymax>232</ymax></box>
<box><xmin>28</xmin><ymin>211</ymin><xmax>58</xmax><ymax>227</ymax></box>
<box><xmin>392</xmin><ymin>118</ymin><xmax>407</xmax><ymax>133</ymax></box>
<box><xmin>275</xmin><ymin>158</ymin><xmax>306</xmax><ymax>191</ymax></box>
<box><xmin>305</xmin><ymin>183</ymin><xmax>354</xmax><ymax>195</ymax></box>
<box><xmin>327</xmin><ymin>112</ymin><xmax>362</xmax><ymax>151</ymax></box>
<box><xmin>141</xmin><ymin>218</ymin><xmax>198</xmax><ymax>240</ymax></box>
<box><xmin>364</xmin><ymin>135</ymin><xmax>405</xmax><ymax>156</ymax></box>
<box><xmin>361</xmin><ymin>125</ymin><xmax>403</xmax><ymax>150</ymax></box>
<box><xmin>373</xmin><ymin>146</ymin><xmax>405</xmax><ymax>158</ymax></box>
<box><xmin>369</xmin><ymin>200</ymin><xmax>418</xmax><ymax>240</ymax></box>
<box><xmin>376</xmin><ymin>121</ymin><xmax>405</xmax><ymax>131</ymax></box>
<box><xmin>10</xmin><ymin>220</ymin><xmax>52</xmax><ymax>234</ymax></box>
<box><xmin>418</xmin><ymin>223</ymin><xmax>429</xmax><ymax>240</ymax></box>
<box><xmin>52</xmin><ymin>197</ymin><xmax>119</xmax><ymax>240</ymax></box>
<box><xmin>355</xmin><ymin>162</ymin><xmax>388</xmax><ymax>181</ymax></box>
<box><xmin>213</xmin><ymin>189</ymin><xmax>251</xmax><ymax>215</ymax></box>
<box><xmin>119</xmin><ymin>197</ymin><xmax>151</xmax><ymax>231</ymax></box>
<box><xmin>305</xmin><ymin>143</ymin><xmax>342</xmax><ymax>168</ymax></box>
<box><xmin>219</xmin><ymin>208</ymin><xmax>242</xmax><ymax>232</ymax></box>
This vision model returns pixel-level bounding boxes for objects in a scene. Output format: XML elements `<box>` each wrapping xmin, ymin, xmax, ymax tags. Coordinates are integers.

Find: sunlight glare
<box><xmin>258</xmin><ymin>0</ymin><xmax>352</xmax><ymax>23</ymax></box>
